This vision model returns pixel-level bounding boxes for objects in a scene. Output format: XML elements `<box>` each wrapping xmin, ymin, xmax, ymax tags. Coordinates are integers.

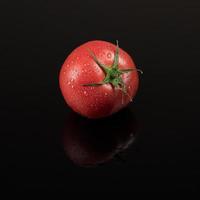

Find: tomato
<box><xmin>59</xmin><ymin>40</ymin><xmax>141</xmax><ymax>119</ymax></box>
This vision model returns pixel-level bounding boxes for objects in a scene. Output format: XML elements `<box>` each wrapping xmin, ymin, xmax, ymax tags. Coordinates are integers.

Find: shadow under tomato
<box><xmin>62</xmin><ymin>108</ymin><xmax>139</xmax><ymax>167</ymax></box>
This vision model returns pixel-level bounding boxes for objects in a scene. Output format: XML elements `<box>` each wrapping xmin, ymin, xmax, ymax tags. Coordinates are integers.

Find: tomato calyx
<box><xmin>82</xmin><ymin>41</ymin><xmax>143</xmax><ymax>101</ymax></box>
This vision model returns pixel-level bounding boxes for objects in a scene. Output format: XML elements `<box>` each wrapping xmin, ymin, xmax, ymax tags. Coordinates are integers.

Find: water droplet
<box><xmin>107</xmin><ymin>52</ymin><xmax>112</xmax><ymax>59</ymax></box>
<box><xmin>81</xmin><ymin>69</ymin><xmax>86</xmax><ymax>73</ymax></box>
<box><xmin>83</xmin><ymin>91</ymin><xmax>88</xmax><ymax>96</ymax></box>
<box><xmin>71</xmin><ymin>85</ymin><xmax>74</xmax><ymax>88</ymax></box>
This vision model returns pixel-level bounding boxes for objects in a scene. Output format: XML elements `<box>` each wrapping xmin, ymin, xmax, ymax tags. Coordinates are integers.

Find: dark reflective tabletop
<box><xmin>1</xmin><ymin>0</ymin><xmax>200</xmax><ymax>192</ymax></box>
<box><xmin>62</xmin><ymin>109</ymin><xmax>138</xmax><ymax>167</ymax></box>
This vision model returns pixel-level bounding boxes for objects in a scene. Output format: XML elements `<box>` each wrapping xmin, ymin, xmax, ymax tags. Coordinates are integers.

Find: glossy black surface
<box><xmin>1</xmin><ymin>0</ymin><xmax>200</xmax><ymax>192</ymax></box>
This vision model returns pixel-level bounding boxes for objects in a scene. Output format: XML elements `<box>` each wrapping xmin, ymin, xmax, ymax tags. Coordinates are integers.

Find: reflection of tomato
<box><xmin>59</xmin><ymin>40</ymin><xmax>141</xmax><ymax>118</ymax></box>
<box><xmin>62</xmin><ymin>109</ymin><xmax>138</xmax><ymax>167</ymax></box>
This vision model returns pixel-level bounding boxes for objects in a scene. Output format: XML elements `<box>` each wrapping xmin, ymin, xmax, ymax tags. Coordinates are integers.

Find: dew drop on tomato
<box><xmin>107</xmin><ymin>52</ymin><xmax>112</xmax><ymax>59</ymax></box>
<box><xmin>83</xmin><ymin>91</ymin><xmax>88</xmax><ymax>96</ymax></box>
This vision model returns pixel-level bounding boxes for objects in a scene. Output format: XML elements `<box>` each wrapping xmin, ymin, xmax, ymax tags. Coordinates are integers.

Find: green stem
<box><xmin>83</xmin><ymin>41</ymin><xmax>143</xmax><ymax>101</ymax></box>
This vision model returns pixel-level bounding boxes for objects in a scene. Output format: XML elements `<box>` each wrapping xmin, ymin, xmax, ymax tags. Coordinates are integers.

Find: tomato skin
<box><xmin>59</xmin><ymin>40</ymin><xmax>139</xmax><ymax>118</ymax></box>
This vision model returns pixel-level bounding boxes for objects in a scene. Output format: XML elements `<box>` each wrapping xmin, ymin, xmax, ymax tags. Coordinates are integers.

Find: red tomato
<box><xmin>59</xmin><ymin>40</ymin><xmax>141</xmax><ymax>119</ymax></box>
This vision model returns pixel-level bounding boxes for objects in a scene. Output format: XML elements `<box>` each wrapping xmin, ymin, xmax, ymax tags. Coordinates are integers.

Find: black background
<box><xmin>1</xmin><ymin>0</ymin><xmax>200</xmax><ymax>192</ymax></box>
